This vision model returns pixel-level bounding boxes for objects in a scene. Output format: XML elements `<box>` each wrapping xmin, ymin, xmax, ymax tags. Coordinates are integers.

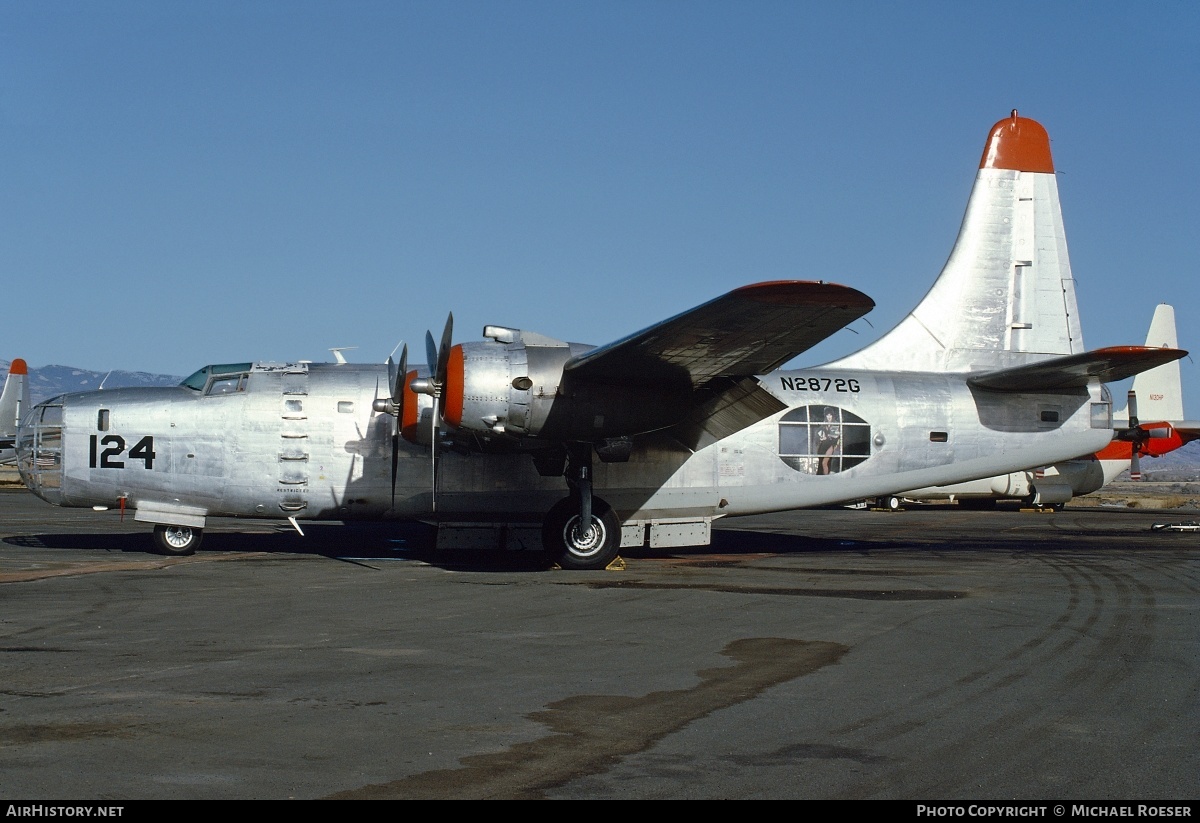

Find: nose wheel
<box><xmin>153</xmin><ymin>524</ymin><xmax>203</xmax><ymax>556</ymax></box>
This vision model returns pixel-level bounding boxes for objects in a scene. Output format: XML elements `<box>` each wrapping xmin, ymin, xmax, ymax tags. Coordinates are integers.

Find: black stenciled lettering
<box><xmin>99</xmin><ymin>435</ymin><xmax>126</xmax><ymax>468</ymax></box>
<box><xmin>128</xmin><ymin>436</ymin><xmax>156</xmax><ymax>470</ymax></box>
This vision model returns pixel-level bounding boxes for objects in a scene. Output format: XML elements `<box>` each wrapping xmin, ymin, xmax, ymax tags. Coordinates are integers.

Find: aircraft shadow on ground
<box><xmin>5</xmin><ymin>511</ymin><xmax>1179</xmax><ymax>573</ymax></box>
<box><xmin>4</xmin><ymin>522</ymin><xmax>435</xmax><ymax>559</ymax></box>
<box><xmin>2</xmin><ymin>522</ymin><xmax>908</xmax><ymax>573</ymax></box>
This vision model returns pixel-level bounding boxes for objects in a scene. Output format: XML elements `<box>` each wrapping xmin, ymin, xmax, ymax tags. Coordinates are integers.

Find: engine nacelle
<box><xmin>436</xmin><ymin>327</ymin><xmax>577</xmax><ymax>441</ymax></box>
<box><xmin>400</xmin><ymin>325</ymin><xmax>693</xmax><ymax>447</ymax></box>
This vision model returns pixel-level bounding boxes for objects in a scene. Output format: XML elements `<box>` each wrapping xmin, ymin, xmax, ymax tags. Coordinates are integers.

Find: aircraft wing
<box><xmin>967</xmin><ymin>346</ymin><xmax>1188</xmax><ymax>392</ymax></box>
<box><xmin>563</xmin><ymin>281</ymin><xmax>874</xmax><ymax>391</ymax></box>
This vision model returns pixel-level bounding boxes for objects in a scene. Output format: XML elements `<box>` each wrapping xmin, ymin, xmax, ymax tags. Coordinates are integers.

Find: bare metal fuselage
<box><xmin>18</xmin><ymin>360</ymin><xmax>1113</xmax><ymax>542</ymax></box>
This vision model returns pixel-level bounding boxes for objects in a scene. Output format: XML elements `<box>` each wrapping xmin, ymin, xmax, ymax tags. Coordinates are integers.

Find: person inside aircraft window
<box><xmin>778</xmin><ymin>406</ymin><xmax>870</xmax><ymax>474</ymax></box>
<box><xmin>816</xmin><ymin>408</ymin><xmax>841</xmax><ymax>475</ymax></box>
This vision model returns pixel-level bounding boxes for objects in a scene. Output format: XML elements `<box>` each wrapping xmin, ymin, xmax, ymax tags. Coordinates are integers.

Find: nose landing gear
<box><xmin>153</xmin><ymin>524</ymin><xmax>203</xmax><ymax>556</ymax></box>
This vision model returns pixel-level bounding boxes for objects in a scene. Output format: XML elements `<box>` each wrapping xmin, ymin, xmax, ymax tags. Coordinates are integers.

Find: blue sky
<box><xmin>3</xmin><ymin>2</ymin><xmax>1198</xmax><ymax>411</ymax></box>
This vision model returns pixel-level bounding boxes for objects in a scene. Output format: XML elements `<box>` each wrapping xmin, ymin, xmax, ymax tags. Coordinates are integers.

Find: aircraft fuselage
<box><xmin>18</xmin><ymin>360</ymin><xmax>1114</xmax><ymax>534</ymax></box>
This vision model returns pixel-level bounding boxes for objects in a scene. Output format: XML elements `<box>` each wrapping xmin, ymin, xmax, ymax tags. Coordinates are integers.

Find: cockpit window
<box><xmin>180</xmin><ymin>363</ymin><xmax>254</xmax><ymax>393</ymax></box>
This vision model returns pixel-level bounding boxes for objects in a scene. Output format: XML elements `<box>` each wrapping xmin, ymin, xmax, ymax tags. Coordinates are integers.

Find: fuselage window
<box><xmin>181</xmin><ymin>363</ymin><xmax>254</xmax><ymax>393</ymax></box>
<box><xmin>930</xmin><ymin>431</ymin><xmax>948</xmax><ymax>442</ymax></box>
<box><xmin>1040</xmin><ymin>410</ymin><xmax>1060</xmax><ymax>423</ymax></box>
<box><xmin>337</xmin><ymin>401</ymin><xmax>354</xmax><ymax>414</ymax></box>
<box><xmin>207</xmin><ymin>373</ymin><xmax>248</xmax><ymax>395</ymax></box>
<box><xmin>779</xmin><ymin>405</ymin><xmax>872</xmax><ymax>474</ymax></box>
<box><xmin>97</xmin><ymin>409</ymin><xmax>110</xmax><ymax>431</ymax></box>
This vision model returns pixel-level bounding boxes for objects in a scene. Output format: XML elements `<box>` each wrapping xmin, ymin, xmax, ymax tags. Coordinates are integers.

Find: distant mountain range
<box><xmin>1</xmin><ymin>360</ymin><xmax>182</xmax><ymax>405</ymax></box>
<box><xmin>3</xmin><ymin>359</ymin><xmax>1199</xmax><ymax>478</ymax></box>
<box><xmin>1121</xmin><ymin>439</ymin><xmax>1200</xmax><ymax>481</ymax></box>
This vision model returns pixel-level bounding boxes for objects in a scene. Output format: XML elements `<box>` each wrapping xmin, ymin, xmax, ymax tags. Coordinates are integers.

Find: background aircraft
<box><xmin>889</xmin><ymin>303</ymin><xmax>1199</xmax><ymax>509</ymax></box>
<box><xmin>15</xmin><ymin>113</ymin><xmax>1186</xmax><ymax>569</ymax></box>
<box><xmin>0</xmin><ymin>359</ymin><xmax>30</xmax><ymax>465</ymax></box>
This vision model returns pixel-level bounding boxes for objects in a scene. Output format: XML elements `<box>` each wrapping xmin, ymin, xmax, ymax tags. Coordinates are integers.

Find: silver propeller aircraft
<box><xmin>16</xmin><ymin>112</ymin><xmax>1187</xmax><ymax>570</ymax></box>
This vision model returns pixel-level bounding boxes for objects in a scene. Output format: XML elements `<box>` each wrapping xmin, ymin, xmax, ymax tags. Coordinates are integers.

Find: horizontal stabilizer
<box><xmin>967</xmin><ymin>346</ymin><xmax>1187</xmax><ymax>392</ymax></box>
<box><xmin>1171</xmin><ymin>423</ymin><xmax>1200</xmax><ymax>444</ymax></box>
<box><xmin>566</xmin><ymin>281</ymin><xmax>874</xmax><ymax>391</ymax></box>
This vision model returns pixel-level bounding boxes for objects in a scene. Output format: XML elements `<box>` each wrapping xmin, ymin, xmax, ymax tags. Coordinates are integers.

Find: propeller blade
<box><xmin>1129</xmin><ymin>390</ymin><xmax>1142</xmax><ymax>481</ymax></box>
<box><xmin>425</xmin><ymin>331</ymin><xmax>439</xmax><ymax>381</ymax></box>
<box><xmin>436</xmin><ymin>313</ymin><xmax>454</xmax><ymax>384</ymax></box>
<box><xmin>391</xmin><ymin>429</ymin><xmax>401</xmax><ymax>507</ymax></box>
<box><xmin>378</xmin><ymin>344</ymin><xmax>409</xmax><ymax>510</ymax></box>
<box><xmin>392</xmin><ymin>345</ymin><xmax>408</xmax><ymax>404</ymax></box>
<box><xmin>430</xmin><ymin>395</ymin><xmax>439</xmax><ymax>513</ymax></box>
<box><xmin>412</xmin><ymin>316</ymin><xmax>454</xmax><ymax>514</ymax></box>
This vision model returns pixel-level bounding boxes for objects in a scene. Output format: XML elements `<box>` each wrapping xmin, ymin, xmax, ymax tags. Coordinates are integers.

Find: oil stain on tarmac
<box><xmin>327</xmin><ymin>637</ymin><xmax>847</xmax><ymax>800</ymax></box>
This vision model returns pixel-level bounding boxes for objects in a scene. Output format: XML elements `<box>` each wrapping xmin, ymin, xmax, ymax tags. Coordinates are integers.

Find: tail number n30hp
<box><xmin>88</xmin><ymin>435</ymin><xmax>156</xmax><ymax>470</ymax></box>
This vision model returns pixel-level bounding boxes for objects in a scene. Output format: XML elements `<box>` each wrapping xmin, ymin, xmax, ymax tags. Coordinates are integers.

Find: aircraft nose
<box><xmin>16</xmin><ymin>396</ymin><xmax>66</xmax><ymax>506</ymax></box>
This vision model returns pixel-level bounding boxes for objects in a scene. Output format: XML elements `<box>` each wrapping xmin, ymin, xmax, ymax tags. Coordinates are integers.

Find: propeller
<box><xmin>372</xmin><ymin>344</ymin><xmax>408</xmax><ymax>507</ymax></box>
<box><xmin>1118</xmin><ymin>389</ymin><xmax>1151</xmax><ymax>481</ymax></box>
<box><xmin>409</xmin><ymin>313</ymin><xmax>453</xmax><ymax>512</ymax></box>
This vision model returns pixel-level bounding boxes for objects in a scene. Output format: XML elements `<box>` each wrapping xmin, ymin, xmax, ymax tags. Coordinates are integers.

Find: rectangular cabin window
<box><xmin>1091</xmin><ymin>402</ymin><xmax>1112</xmax><ymax>429</ymax></box>
<box><xmin>208</xmin><ymin>373</ymin><xmax>248</xmax><ymax>395</ymax></box>
<box><xmin>929</xmin><ymin>431</ymin><xmax>948</xmax><ymax>443</ymax></box>
<box><xmin>338</xmin><ymin>401</ymin><xmax>354</xmax><ymax>414</ymax></box>
<box><xmin>282</xmin><ymin>398</ymin><xmax>306</xmax><ymax>421</ymax></box>
<box><xmin>97</xmin><ymin>409</ymin><xmax>110</xmax><ymax>431</ymax></box>
<box><xmin>1040</xmin><ymin>410</ymin><xmax>1060</xmax><ymax>423</ymax></box>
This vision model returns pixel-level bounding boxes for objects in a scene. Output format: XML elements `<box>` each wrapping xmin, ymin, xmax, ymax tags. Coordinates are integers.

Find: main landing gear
<box><xmin>153</xmin><ymin>524</ymin><xmax>203</xmax><ymax>556</ymax></box>
<box><xmin>542</xmin><ymin>445</ymin><xmax>621</xmax><ymax>571</ymax></box>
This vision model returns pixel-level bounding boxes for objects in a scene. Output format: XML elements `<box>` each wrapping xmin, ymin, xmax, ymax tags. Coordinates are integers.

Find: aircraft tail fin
<box><xmin>0</xmin><ymin>358</ymin><xmax>30</xmax><ymax>437</ymax></box>
<box><xmin>1124</xmin><ymin>304</ymin><xmax>1185</xmax><ymax>422</ymax></box>
<box><xmin>831</xmin><ymin>111</ymin><xmax>1084</xmax><ymax>374</ymax></box>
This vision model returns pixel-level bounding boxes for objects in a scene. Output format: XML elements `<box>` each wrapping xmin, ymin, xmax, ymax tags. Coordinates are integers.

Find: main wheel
<box><xmin>153</xmin><ymin>524</ymin><xmax>203</xmax><ymax>556</ymax></box>
<box><xmin>542</xmin><ymin>497</ymin><xmax>621</xmax><ymax>571</ymax></box>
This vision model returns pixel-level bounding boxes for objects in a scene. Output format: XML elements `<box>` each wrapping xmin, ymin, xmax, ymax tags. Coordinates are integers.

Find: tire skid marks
<box><xmin>825</xmin><ymin>552</ymin><xmax>1172</xmax><ymax>797</ymax></box>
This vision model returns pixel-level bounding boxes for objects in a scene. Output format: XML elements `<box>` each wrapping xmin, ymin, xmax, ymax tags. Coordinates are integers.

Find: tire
<box><xmin>875</xmin><ymin>496</ymin><xmax>902</xmax><ymax>511</ymax></box>
<box><xmin>153</xmin><ymin>524</ymin><xmax>203</xmax><ymax>556</ymax></box>
<box><xmin>542</xmin><ymin>497</ymin><xmax>621</xmax><ymax>571</ymax></box>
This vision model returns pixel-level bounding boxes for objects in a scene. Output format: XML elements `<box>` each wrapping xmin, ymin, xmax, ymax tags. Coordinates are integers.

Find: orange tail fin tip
<box><xmin>979</xmin><ymin>110</ymin><xmax>1055</xmax><ymax>174</ymax></box>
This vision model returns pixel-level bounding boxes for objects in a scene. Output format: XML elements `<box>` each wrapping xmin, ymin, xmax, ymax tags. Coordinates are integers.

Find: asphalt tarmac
<box><xmin>1</xmin><ymin>488</ymin><xmax>1197</xmax><ymax>800</ymax></box>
